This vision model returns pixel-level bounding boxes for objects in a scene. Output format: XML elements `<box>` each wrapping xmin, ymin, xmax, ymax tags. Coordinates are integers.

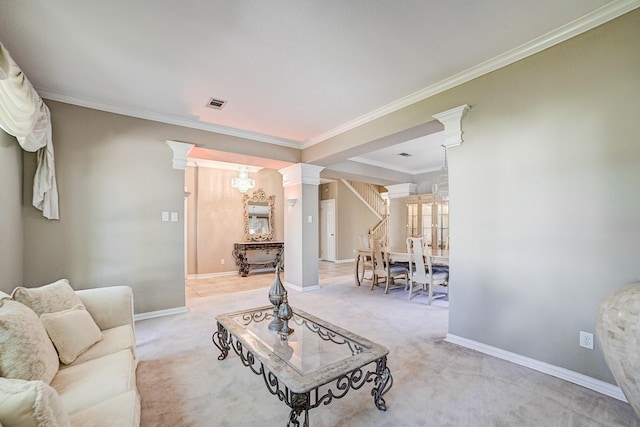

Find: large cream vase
<box><xmin>596</xmin><ymin>283</ymin><xmax>640</xmax><ymax>419</ymax></box>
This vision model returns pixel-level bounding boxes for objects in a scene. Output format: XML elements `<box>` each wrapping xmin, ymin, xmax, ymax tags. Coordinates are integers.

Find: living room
<box><xmin>1</xmin><ymin>2</ymin><xmax>640</xmax><ymax>425</ymax></box>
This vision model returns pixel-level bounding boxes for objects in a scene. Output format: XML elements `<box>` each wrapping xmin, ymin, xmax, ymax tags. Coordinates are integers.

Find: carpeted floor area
<box><xmin>136</xmin><ymin>275</ymin><xmax>639</xmax><ymax>426</ymax></box>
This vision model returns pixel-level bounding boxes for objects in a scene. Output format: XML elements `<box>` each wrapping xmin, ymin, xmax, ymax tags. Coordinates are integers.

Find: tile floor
<box><xmin>185</xmin><ymin>261</ymin><xmax>357</xmax><ymax>299</ymax></box>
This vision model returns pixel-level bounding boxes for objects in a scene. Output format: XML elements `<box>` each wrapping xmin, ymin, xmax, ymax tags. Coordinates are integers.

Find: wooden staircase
<box><xmin>341</xmin><ymin>179</ymin><xmax>389</xmax><ymax>246</ymax></box>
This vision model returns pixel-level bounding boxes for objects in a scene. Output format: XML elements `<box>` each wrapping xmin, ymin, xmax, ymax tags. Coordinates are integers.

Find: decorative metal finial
<box><xmin>268</xmin><ymin>265</ymin><xmax>285</xmax><ymax>331</ymax></box>
<box><xmin>278</xmin><ymin>291</ymin><xmax>294</xmax><ymax>340</ymax></box>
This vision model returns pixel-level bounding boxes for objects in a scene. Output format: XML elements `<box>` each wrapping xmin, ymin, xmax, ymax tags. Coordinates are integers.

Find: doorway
<box><xmin>320</xmin><ymin>199</ymin><xmax>336</xmax><ymax>262</ymax></box>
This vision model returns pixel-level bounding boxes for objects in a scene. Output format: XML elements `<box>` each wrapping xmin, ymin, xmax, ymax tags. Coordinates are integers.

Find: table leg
<box><xmin>371</xmin><ymin>356</ymin><xmax>393</xmax><ymax>411</ymax></box>
<box><xmin>288</xmin><ymin>392</ymin><xmax>309</xmax><ymax>427</ymax></box>
<box><xmin>355</xmin><ymin>254</ymin><xmax>362</xmax><ymax>286</ymax></box>
<box><xmin>211</xmin><ymin>322</ymin><xmax>230</xmax><ymax>360</ymax></box>
<box><xmin>239</xmin><ymin>253</ymin><xmax>250</xmax><ymax>276</ymax></box>
<box><xmin>233</xmin><ymin>248</ymin><xmax>250</xmax><ymax>276</ymax></box>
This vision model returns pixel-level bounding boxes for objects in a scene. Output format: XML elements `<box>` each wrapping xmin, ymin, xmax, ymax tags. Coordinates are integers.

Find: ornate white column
<box><xmin>279</xmin><ymin>163</ymin><xmax>325</xmax><ymax>291</ymax></box>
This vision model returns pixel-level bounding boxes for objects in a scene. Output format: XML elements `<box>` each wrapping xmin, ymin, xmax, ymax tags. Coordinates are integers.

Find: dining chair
<box><xmin>355</xmin><ymin>234</ymin><xmax>375</xmax><ymax>286</ymax></box>
<box><xmin>406</xmin><ymin>237</ymin><xmax>449</xmax><ymax>303</ymax></box>
<box><xmin>372</xmin><ymin>239</ymin><xmax>407</xmax><ymax>294</ymax></box>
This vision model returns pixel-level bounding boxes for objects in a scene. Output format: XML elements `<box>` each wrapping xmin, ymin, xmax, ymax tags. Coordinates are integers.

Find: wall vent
<box><xmin>397</xmin><ymin>152</ymin><xmax>413</xmax><ymax>157</ymax></box>
<box><xmin>206</xmin><ymin>97</ymin><xmax>227</xmax><ymax>110</ymax></box>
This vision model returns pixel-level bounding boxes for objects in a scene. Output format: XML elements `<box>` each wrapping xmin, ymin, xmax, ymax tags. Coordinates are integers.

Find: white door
<box><xmin>320</xmin><ymin>199</ymin><xmax>336</xmax><ymax>261</ymax></box>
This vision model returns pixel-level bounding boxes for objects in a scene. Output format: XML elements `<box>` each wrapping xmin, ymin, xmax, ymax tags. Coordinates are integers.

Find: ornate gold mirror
<box><xmin>243</xmin><ymin>189</ymin><xmax>275</xmax><ymax>241</ymax></box>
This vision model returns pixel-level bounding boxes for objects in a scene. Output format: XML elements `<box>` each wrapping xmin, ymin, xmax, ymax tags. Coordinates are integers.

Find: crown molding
<box><xmin>302</xmin><ymin>0</ymin><xmax>640</xmax><ymax>148</ymax></box>
<box><xmin>38</xmin><ymin>89</ymin><xmax>302</xmax><ymax>149</ymax></box>
<box><xmin>186</xmin><ymin>158</ymin><xmax>262</xmax><ymax>173</ymax></box>
<box><xmin>348</xmin><ymin>156</ymin><xmax>440</xmax><ymax>175</ymax></box>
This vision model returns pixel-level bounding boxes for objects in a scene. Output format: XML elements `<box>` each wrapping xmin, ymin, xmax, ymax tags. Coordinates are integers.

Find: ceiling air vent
<box><xmin>206</xmin><ymin>97</ymin><xmax>227</xmax><ymax>110</ymax></box>
<box><xmin>397</xmin><ymin>152</ymin><xmax>413</xmax><ymax>157</ymax></box>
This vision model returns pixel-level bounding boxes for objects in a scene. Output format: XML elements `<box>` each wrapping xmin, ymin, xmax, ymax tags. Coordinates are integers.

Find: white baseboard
<box><xmin>285</xmin><ymin>282</ymin><xmax>321</xmax><ymax>292</ymax></box>
<box><xmin>134</xmin><ymin>306</ymin><xmax>188</xmax><ymax>321</ymax></box>
<box><xmin>319</xmin><ymin>258</ymin><xmax>355</xmax><ymax>264</ymax></box>
<box><xmin>445</xmin><ymin>334</ymin><xmax>627</xmax><ymax>402</ymax></box>
<box><xmin>186</xmin><ymin>271</ymin><xmax>237</xmax><ymax>279</ymax></box>
<box><xmin>334</xmin><ymin>258</ymin><xmax>355</xmax><ymax>264</ymax></box>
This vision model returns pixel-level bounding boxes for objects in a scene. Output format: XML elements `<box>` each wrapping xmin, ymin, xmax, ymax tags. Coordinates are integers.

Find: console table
<box><xmin>232</xmin><ymin>241</ymin><xmax>284</xmax><ymax>276</ymax></box>
<box><xmin>212</xmin><ymin>306</ymin><xmax>392</xmax><ymax>426</ymax></box>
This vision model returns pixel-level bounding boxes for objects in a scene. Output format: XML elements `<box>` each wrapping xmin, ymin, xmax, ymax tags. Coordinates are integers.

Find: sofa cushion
<box><xmin>60</xmin><ymin>325</ymin><xmax>136</xmax><ymax>368</ymax></box>
<box><xmin>76</xmin><ymin>286</ymin><xmax>134</xmax><ymax>331</ymax></box>
<box><xmin>51</xmin><ymin>349</ymin><xmax>137</xmax><ymax>415</ymax></box>
<box><xmin>12</xmin><ymin>279</ymin><xmax>85</xmax><ymax>317</ymax></box>
<box><xmin>0</xmin><ymin>377</ymin><xmax>70</xmax><ymax>427</ymax></box>
<box><xmin>41</xmin><ymin>305</ymin><xmax>104</xmax><ymax>365</ymax></box>
<box><xmin>69</xmin><ymin>391</ymin><xmax>140</xmax><ymax>427</ymax></box>
<box><xmin>0</xmin><ymin>299</ymin><xmax>59</xmax><ymax>384</ymax></box>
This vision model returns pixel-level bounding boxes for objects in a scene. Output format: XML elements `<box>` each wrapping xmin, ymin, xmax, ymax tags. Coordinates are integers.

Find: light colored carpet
<box><xmin>135</xmin><ymin>276</ymin><xmax>639</xmax><ymax>426</ymax></box>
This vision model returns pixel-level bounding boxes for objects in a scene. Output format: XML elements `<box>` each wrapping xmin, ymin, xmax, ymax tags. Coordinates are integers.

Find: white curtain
<box><xmin>0</xmin><ymin>42</ymin><xmax>59</xmax><ymax>219</ymax></box>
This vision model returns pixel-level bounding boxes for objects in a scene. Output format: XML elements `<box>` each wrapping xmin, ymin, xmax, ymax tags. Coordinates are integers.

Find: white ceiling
<box><xmin>350</xmin><ymin>132</ymin><xmax>446</xmax><ymax>175</ymax></box>
<box><xmin>0</xmin><ymin>0</ymin><xmax>629</xmax><ymax>177</ymax></box>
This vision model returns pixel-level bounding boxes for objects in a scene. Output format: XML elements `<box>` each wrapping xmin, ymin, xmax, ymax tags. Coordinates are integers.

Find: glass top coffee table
<box><xmin>212</xmin><ymin>306</ymin><xmax>393</xmax><ymax>426</ymax></box>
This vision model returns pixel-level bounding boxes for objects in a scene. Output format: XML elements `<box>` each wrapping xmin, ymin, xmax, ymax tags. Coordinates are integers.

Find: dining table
<box><xmin>354</xmin><ymin>246</ymin><xmax>449</xmax><ymax>286</ymax></box>
<box><xmin>388</xmin><ymin>247</ymin><xmax>450</xmax><ymax>265</ymax></box>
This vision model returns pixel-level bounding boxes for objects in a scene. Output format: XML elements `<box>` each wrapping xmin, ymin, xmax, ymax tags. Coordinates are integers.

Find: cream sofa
<box><xmin>0</xmin><ymin>279</ymin><xmax>140</xmax><ymax>427</ymax></box>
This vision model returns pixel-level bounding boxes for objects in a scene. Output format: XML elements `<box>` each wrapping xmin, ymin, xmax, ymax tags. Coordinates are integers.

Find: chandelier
<box><xmin>432</xmin><ymin>146</ymin><xmax>449</xmax><ymax>201</ymax></box>
<box><xmin>231</xmin><ymin>166</ymin><xmax>256</xmax><ymax>193</ymax></box>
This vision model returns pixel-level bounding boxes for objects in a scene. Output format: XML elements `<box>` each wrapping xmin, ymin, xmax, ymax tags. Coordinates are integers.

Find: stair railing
<box><xmin>342</xmin><ymin>179</ymin><xmax>386</xmax><ymax>219</ymax></box>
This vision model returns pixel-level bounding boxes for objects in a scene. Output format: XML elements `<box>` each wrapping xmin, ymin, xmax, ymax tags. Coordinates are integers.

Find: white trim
<box><xmin>37</xmin><ymin>90</ymin><xmax>302</xmax><ymax>149</ymax></box>
<box><xmin>165</xmin><ymin>140</ymin><xmax>195</xmax><ymax>170</ymax></box>
<box><xmin>319</xmin><ymin>258</ymin><xmax>355</xmax><ymax>264</ymax></box>
<box><xmin>385</xmin><ymin>183</ymin><xmax>417</xmax><ymax>199</ymax></box>
<box><xmin>348</xmin><ymin>156</ymin><xmax>440</xmax><ymax>175</ymax></box>
<box><xmin>186</xmin><ymin>158</ymin><xmax>262</xmax><ymax>173</ymax></box>
<box><xmin>135</xmin><ymin>306</ymin><xmax>188</xmax><ymax>321</ymax></box>
<box><xmin>334</xmin><ymin>258</ymin><xmax>355</xmax><ymax>264</ymax></box>
<box><xmin>445</xmin><ymin>334</ymin><xmax>628</xmax><ymax>402</ymax></box>
<box><xmin>432</xmin><ymin>105</ymin><xmax>471</xmax><ymax>147</ymax></box>
<box><xmin>279</xmin><ymin>164</ymin><xmax>325</xmax><ymax>187</ymax></box>
<box><xmin>186</xmin><ymin>271</ymin><xmax>238</xmax><ymax>279</ymax></box>
<box><xmin>285</xmin><ymin>282</ymin><xmax>321</xmax><ymax>292</ymax></box>
<box><xmin>303</xmin><ymin>0</ymin><xmax>640</xmax><ymax>148</ymax></box>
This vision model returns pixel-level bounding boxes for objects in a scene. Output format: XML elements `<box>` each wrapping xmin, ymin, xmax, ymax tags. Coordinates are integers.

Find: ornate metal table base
<box><xmin>212</xmin><ymin>316</ymin><xmax>393</xmax><ymax>426</ymax></box>
<box><xmin>232</xmin><ymin>241</ymin><xmax>284</xmax><ymax>276</ymax></box>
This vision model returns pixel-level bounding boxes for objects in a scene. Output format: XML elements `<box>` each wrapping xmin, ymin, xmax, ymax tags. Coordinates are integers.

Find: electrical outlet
<box><xmin>220</xmin><ymin>259</ymin><xmax>225</xmax><ymax>265</ymax></box>
<box><xmin>580</xmin><ymin>331</ymin><xmax>594</xmax><ymax>350</ymax></box>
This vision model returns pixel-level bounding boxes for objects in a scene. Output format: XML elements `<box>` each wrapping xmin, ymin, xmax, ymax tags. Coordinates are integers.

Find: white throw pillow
<box><xmin>0</xmin><ymin>298</ymin><xmax>59</xmax><ymax>384</ymax></box>
<box><xmin>0</xmin><ymin>377</ymin><xmax>70</xmax><ymax>427</ymax></box>
<box><xmin>41</xmin><ymin>305</ymin><xmax>104</xmax><ymax>365</ymax></box>
<box><xmin>12</xmin><ymin>279</ymin><xmax>85</xmax><ymax>317</ymax></box>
